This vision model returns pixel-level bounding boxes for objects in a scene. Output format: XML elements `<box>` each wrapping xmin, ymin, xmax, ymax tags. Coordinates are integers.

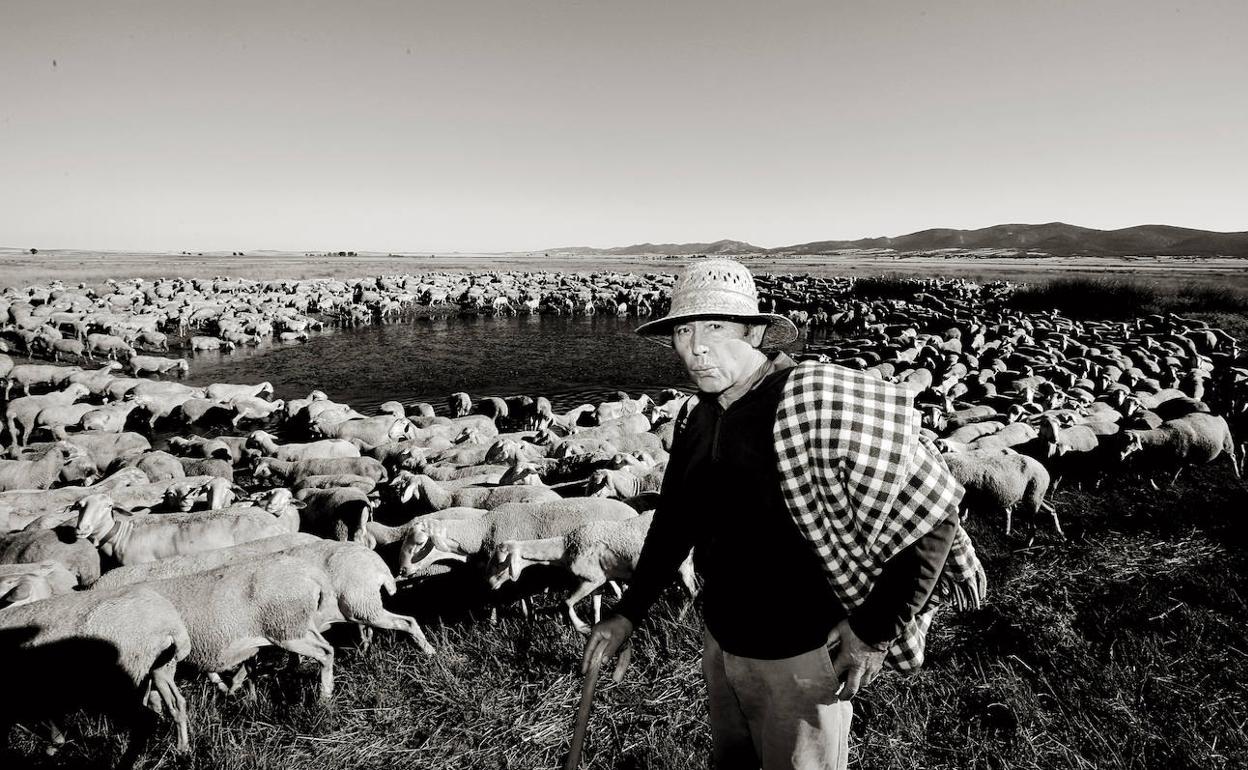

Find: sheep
<box><xmin>0</xmin><ymin>526</ymin><xmax>102</xmax><ymax>587</ymax></box>
<box><xmin>73</xmin><ymin>475</ymin><xmax>232</xmax><ymax>515</ymax></box>
<box><xmin>168</xmin><ymin>434</ymin><xmax>235</xmax><ymax>461</ymax></box>
<box><xmin>311</xmin><ymin>414</ymin><xmax>413</xmax><ymax>445</ymax></box>
<box><xmin>27</xmin><ymin>401</ymin><xmax>99</xmax><ymax>440</ymax></box>
<box><xmin>205</xmin><ymin>381</ymin><xmax>273</xmax><ymax>401</ymax></box>
<box><xmin>294</xmin><ymin>486</ymin><xmax>375</xmax><ymax>545</ymax></box>
<box><xmin>394</xmin><ymin>473</ymin><xmax>562</xmax><ymax>514</ymax></box>
<box><xmin>179</xmin><ymin>456</ymin><xmax>235</xmax><ymax>482</ymax></box>
<box><xmin>0</xmin><ymin>560</ymin><xmax>77</xmax><ymax>606</ymax></box>
<box><xmin>942</xmin><ymin>450</ymin><xmax>1061</xmax><ymax>536</ymax></box>
<box><xmin>128</xmin><ymin>354</ymin><xmax>189</xmax><ymax>378</ymax></box>
<box><xmin>67</xmin><ymin>361</ymin><xmax>126</xmax><ymax>397</ymax></box>
<box><xmin>0</xmin><ymin>585</ymin><xmax>191</xmax><ymax>755</ymax></box>
<box><xmin>1116</xmin><ymin>412</ymin><xmax>1239</xmax><ymax>486</ymax></box>
<box><xmin>966</xmin><ymin>422</ymin><xmax>1038</xmax><ymax>451</ymax></box>
<box><xmin>248</xmin><ymin>430</ymin><xmax>361</xmax><ymax>461</ymax></box>
<box><xmin>5</xmin><ymin>382</ymin><xmax>91</xmax><ymax>445</ymax></box>
<box><xmin>189</xmin><ymin>335</ymin><xmax>236</xmax><ymax>351</ymax></box>
<box><xmin>121</xmin><ymin>555</ymin><xmax>338</xmax><ymax>699</ymax></box>
<box><xmin>253</xmin><ymin>456</ymin><xmax>388</xmax><ymax>486</ymax></box>
<box><xmin>73</xmin><ymin>490</ymin><xmax>301</xmax><ymax>566</ymax></box>
<box><xmin>293</xmin><ymin>473</ymin><xmax>377</xmax><ymax>493</ymax></box>
<box><xmin>0</xmin><ymin>467</ymin><xmax>148</xmax><ymax>531</ymax></box>
<box><xmin>3</xmin><ymin>362</ymin><xmax>82</xmax><ymax>398</ymax></box>
<box><xmin>81</xmin><ymin>399</ymin><xmax>149</xmax><ymax>433</ymax></box>
<box><xmin>161</xmin><ymin>476</ymin><xmax>239</xmax><ymax>512</ymax></box>
<box><xmin>0</xmin><ymin>444</ymin><xmax>81</xmax><ymax>492</ymax></box>
<box><xmin>228</xmin><ymin>394</ymin><xmax>286</xmax><ymax>425</ymax></box>
<box><xmin>944</xmin><ymin>420</ymin><xmax>1006</xmax><ymax>445</ymax></box>
<box><xmin>94</xmin><ymin>535</ymin><xmax>437</xmax><ymax>657</ymax></box>
<box><xmin>42</xmin><ymin>431</ymin><xmax>151</xmax><ymax>475</ymax></box>
<box><xmin>401</xmin><ymin>497</ymin><xmax>638</xmax><ymax>578</ymax></box>
<box><xmin>448</xmin><ymin>391</ymin><xmax>472</xmax><ymax>417</ymax></box>
<box><xmin>584</xmin><ymin>467</ymin><xmax>664</xmax><ymax>499</ymax></box>
<box><xmin>487</xmin><ymin>513</ymin><xmax>697</xmax><ymax>632</ymax></box>
<box><xmin>129</xmin><ymin>450</ymin><xmax>187</xmax><ymax>482</ymax></box>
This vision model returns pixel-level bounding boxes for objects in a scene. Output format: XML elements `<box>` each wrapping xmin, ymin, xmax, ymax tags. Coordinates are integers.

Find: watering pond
<box><xmin>178</xmin><ymin>313</ymin><xmax>736</xmax><ymax>415</ymax></box>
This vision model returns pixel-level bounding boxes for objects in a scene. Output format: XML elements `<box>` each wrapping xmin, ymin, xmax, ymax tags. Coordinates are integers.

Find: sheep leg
<box><xmin>1167</xmin><ymin>467</ymin><xmax>1183</xmax><ymax>488</ymax></box>
<box><xmin>592</xmin><ymin>594</ymin><xmax>602</xmax><ymax>625</ymax></box>
<box><xmin>1004</xmin><ymin>506</ymin><xmax>1013</xmax><ymax>537</ymax></box>
<box><xmin>207</xmin><ymin>672</ymin><xmax>231</xmax><ymax>694</ymax></box>
<box><xmin>565</xmin><ymin>579</ymin><xmax>606</xmax><ymax>634</ymax></box>
<box><xmin>359</xmin><ymin>611</ymin><xmax>437</xmax><ymax>655</ymax></box>
<box><xmin>148</xmin><ymin>663</ymin><xmax>189</xmax><ymax>751</ymax></box>
<box><xmin>607</xmin><ymin>580</ymin><xmax>624</xmax><ymax>600</ymax></box>
<box><xmin>1041</xmin><ymin>501</ymin><xmax>1064</xmax><ymax>538</ymax></box>
<box><xmin>357</xmin><ymin>624</ymin><xmax>374</xmax><ymax>654</ymax></box>
<box><xmin>276</xmin><ymin>629</ymin><xmax>336</xmax><ymax>699</ymax></box>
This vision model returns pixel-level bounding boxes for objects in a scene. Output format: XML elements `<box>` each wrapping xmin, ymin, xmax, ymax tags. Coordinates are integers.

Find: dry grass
<box><xmin>5</xmin><ymin>460</ymin><xmax>1245</xmax><ymax>770</ymax></box>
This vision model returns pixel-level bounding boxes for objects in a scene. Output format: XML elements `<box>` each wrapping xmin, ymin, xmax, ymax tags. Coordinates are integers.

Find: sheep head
<box><xmin>73</xmin><ymin>494</ymin><xmax>117</xmax><ymax>543</ymax></box>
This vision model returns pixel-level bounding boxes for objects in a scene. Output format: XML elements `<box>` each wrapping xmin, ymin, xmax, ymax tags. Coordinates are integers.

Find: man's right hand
<box><xmin>581</xmin><ymin>615</ymin><xmax>635</xmax><ymax>683</ymax></box>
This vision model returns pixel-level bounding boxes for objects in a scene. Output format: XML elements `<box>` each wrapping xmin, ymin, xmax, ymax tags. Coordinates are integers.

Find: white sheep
<box><xmin>0</xmin><ymin>444</ymin><xmax>88</xmax><ymax>493</ymax></box>
<box><xmin>94</xmin><ymin>534</ymin><xmax>437</xmax><ymax>656</ymax></box>
<box><xmin>401</xmin><ymin>498</ymin><xmax>638</xmax><ymax>578</ymax></box>
<box><xmin>294</xmin><ymin>486</ymin><xmax>375</xmax><ymax>545</ymax></box>
<box><xmin>1117</xmin><ymin>412</ymin><xmax>1239</xmax><ymax>486</ymax></box>
<box><xmin>123</xmin><ymin>554</ymin><xmax>338</xmax><ymax>698</ymax></box>
<box><xmin>943</xmin><ymin>450</ymin><xmax>1061</xmax><ymax>536</ymax></box>
<box><xmin>0</xmin><ymin>584</ymin><xmax>191</xmax><ymax>754</ymax></box>
<box><xmin>74</xmin><ymin>490</ymin><xmax>300</xmax><ymax>566</ymax></box>
<box><xmin>0</xmin><ymin>559</ymin><xmax>77</xmax><ymax>606</ymax></box>
<box><xmin>394</xmin><ymin>473</ymin><xmax>562</xmax><ymax>514</ymax></box>
<box><xmin>5</xmin><ymin>382</ymin><xmax>91</xmax><ymax>445</ymax></box>
<box><xmin>1</xmin><ymin>524</ymin><xmax>103</xmax><ymax>587</ymax></box>
<box><xmin>247</xmin><ymin>430</ymin><xmax>361</xmax><ymax>461</ymax></box>
<box><xmin>253</xmin><ymin>456</ymin><xmax>387</xmax><ymax>486</ymax></box>
<box><xmin>487</xmin><ymin>513</ymin><xmax>697</xmax><ymax>632</ymax></box>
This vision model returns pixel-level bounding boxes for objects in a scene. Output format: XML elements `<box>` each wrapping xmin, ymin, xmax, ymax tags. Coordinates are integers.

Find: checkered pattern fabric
<box><xmin>773</xmin><ymin>362</ymin><xmax>982</xmax><ymax>671</ymax></box>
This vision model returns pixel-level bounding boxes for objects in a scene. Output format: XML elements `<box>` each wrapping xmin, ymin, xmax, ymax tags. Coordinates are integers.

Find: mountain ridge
<box><xmin>541</xmin><ymin>223</ymin><xmax>1248</xmax><ymax>257</ymax></box>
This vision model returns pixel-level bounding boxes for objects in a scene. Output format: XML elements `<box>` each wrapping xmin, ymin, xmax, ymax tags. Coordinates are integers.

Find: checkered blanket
<box><xmin>772</xmin><ymin>362</ymin><xmax>985</xmax><ymax>671</ymax></box>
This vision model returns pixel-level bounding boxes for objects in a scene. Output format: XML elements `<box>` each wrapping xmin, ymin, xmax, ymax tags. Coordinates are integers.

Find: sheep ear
<box><xmin>289</xmin><ymin>500</ymin><xmax>306</xmax><ymax>509</ymax></box>
<box><xmin>127</xmin><ymin>506</ymin><xmax>150</xmax><ymax>516</ymax></box>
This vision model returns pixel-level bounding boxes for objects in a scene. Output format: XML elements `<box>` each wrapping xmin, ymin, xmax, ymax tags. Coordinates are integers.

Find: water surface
<box><xmin>183</xmin><ymin>314</ymin><xmax>699</xmax><ymax>414</ymax></box>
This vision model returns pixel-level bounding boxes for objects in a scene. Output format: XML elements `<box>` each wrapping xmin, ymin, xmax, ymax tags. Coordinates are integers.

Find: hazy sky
<box><xmin>2</xmin><ymin>0</ymin><xmax>1245</xmax><ymax>252</ymax></box>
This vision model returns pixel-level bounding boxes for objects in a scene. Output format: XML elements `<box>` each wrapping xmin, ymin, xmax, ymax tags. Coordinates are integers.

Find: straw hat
<box><xmin>635</xmin><ymin>258</ymin><xmax>799</xmax><ymax>348</ymax></box>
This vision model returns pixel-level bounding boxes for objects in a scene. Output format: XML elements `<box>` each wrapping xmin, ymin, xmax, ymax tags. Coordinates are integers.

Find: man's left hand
<box><xmin>826</xmin><ymin>618</ymin><xmax>887</xmax><ymax>700</ymax></box>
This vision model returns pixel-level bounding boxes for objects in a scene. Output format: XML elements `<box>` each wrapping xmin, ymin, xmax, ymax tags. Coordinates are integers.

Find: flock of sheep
<box><xmin>0</xmin><ymin>270</ymin><xmax>1244</xmax><ymax>764</ymax></box>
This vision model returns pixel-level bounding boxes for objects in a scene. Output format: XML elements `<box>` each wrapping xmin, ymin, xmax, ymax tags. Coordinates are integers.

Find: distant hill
<box><xmin>542</xmin><ymin>224</ymin><xmax>1248</xmax><ymax>257</ymax></box>
<box><xmin>541</xmin><ymin>239</ymin><xmax>763</xmax><ymax>256</ymax></box>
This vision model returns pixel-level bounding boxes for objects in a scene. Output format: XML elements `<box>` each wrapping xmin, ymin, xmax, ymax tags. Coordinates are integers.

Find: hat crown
<box><xmin>668</xmin><ymin>258</ymin><xmax>760</xmax><ymax>318</ymax></box>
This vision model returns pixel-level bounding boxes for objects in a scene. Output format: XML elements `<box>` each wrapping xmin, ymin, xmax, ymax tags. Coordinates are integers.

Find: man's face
<box><xmin>671</xmin><ymin>319</ymin><xmax>765</xmax><ymax>394</ymax></box>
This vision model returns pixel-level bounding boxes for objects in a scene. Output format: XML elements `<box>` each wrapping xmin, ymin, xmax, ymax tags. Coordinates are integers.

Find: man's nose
<box><xmin>688</xmin><ymin>327</ymin><xmax>709</xmax><ymax>354</ymax></box>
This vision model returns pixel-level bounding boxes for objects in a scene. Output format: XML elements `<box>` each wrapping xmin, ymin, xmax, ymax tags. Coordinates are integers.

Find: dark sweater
<box><xmin>614</xmin><ymin>354</ymin><xmax>957</xmax><ymax>659</ymax></box>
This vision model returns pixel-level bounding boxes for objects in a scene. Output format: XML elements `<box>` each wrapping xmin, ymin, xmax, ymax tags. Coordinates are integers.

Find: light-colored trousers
<box><xmin>702</xmin><ymin>630</ymin><xmax>853</xmax><ymax>770</ymax></box>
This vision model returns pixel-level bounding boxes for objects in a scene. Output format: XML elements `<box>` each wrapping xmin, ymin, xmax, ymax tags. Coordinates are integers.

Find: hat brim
<box><xmin>635</xmin><ymin>312</ymin><xmax>800</xmax><ymax>349</ymax></box>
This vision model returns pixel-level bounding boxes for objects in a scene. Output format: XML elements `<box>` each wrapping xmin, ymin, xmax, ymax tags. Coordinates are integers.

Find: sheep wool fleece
<box><xmin>772</xmin><ymin>361</ymin><xmax>982</xmax><ymax>671</ymax></box>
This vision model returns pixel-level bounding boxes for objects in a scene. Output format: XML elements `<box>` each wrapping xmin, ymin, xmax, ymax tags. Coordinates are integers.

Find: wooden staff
<box><xmin>563</xmin><ymin>662</ymin><xmax>600</xmax><ymax>770</ymax></box>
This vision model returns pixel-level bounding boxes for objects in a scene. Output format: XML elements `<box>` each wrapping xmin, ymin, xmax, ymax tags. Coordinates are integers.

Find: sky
<box><xmin>1</xmin><ymin>0</ymin><xmax>1245</xmax><ymax>252</ymax></box>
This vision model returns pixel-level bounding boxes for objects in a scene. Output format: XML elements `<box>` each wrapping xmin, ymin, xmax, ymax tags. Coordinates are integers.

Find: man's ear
<box><xmin>747</xmin><ymin>323</ymin><xmax>768</xmax><ymax>347</ymax></box>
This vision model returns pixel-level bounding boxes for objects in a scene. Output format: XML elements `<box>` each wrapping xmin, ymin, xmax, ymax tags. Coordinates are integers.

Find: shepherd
<box><xmin>581</xmin><ymin>258</ymin><xmax>986</xmax><ymax>769</ymax></box>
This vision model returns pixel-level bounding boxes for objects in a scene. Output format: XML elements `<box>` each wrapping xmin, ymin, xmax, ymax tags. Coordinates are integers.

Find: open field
<box><xmin>2</xmin><ymin>248</ymin><xmax>1246</xmax><ymax>289</ymax></box>
<box><xmin>2</xmin><ymin>264</ymin><xmax>1246</xmax><ymax>769</ymax></box>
